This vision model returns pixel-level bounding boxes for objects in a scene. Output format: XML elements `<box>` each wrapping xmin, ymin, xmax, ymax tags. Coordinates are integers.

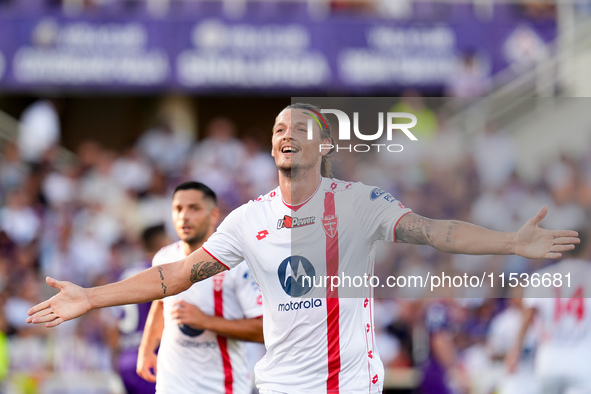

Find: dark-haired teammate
<box><xmin>29</xmin><ymin>104</ymin><xmax>579</xmax><ymax>394</ymax></box>
<box><xmin>137</xmin><ymin>182</ymin><xmax>263</xmax><ymax>394</ymax></box>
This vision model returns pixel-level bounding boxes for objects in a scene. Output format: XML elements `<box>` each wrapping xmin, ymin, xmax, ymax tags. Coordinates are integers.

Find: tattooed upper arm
<box><xmin>190</xmin><ymin>260</ymin><xmax>227</xmax><ymax>283</ymax></box>
<box><xmin>395</xmin><ymin>213</ymin><xmax>435</xmax><ymax>245</ymax></box>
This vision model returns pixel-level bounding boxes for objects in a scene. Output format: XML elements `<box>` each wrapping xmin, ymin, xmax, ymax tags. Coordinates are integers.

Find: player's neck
<box><xmin>279</xmin><ymin>169</ymin><xmax>322</xmax><ymax>206</ymax></box>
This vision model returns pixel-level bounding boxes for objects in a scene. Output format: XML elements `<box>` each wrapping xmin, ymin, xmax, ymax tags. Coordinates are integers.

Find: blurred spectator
<box><xmin>111</xmin><ymin>148</ymin><xmax>153</xmax><ymax>195</ymax></box>
<box><xmin>420</xmin><ymin>300</ymin><xmax>470</xmax><ymax>394</ymax></box>
<box><xmin>0</xmin><ymin>141</ymin><xmax>29</xmax><ymax>193</ymax></box>
<box><xmin>240</xmin><ymin>136</ymin><xmax>278</xmax><ymax>199</ymax></box>
<box><xmin>79</xmin><ymin>147</ymin><xmax>125</xmax><ymax>208</ymax></box>
<box><xmin>4</xmin><ymin>271</ymin><xmax>41</xmax><ymax>333</ymax></box>
<box><xmin>137</xmin><ymin>170</ymin><xmax>171</xmax><ymax>231</ymax></box>
<box><xmin>0</xmin><ymin>189</ymin><xmax>41</xmax><ymax>245</ymax></box>
<box><xmin>471</xmin><ymin>187</ymin><xmax>515</xmax><ymax>231</ymax></box>
<box><xmin>545</xmin><ymin>154</ymin><xmax>577</xmax><ymax>205</ymax></box>
<box><xmin>374</xmin><ymin>299</ymin><xmax>403</xmax><ymax>368</ymax></box>
<box><xmin>446</xmin><ymin>52</ymin><xmax>491</xmax><ymax>98</ymax></box>
<box><xmin>42</xmin><ymin>162</ymin><xmax>78</xmax><ymax>208</ymax></box>
<box><xmin>18</xmin><ymin>99</ymin><xmax>61</xmax><ymax>164</ymax></box>
<box><xmin>472</xmin><ymin>123</ymin><xmax>516</xmax><ymax>191</ymax></box>
<box><xmin>389</xmin><ymin>91</ymin><xmax>439</xmax><ymax>142</ymax></box>
<box><xmin>136</xmin><ymin>116</ymin><xmax>192</xmax><ymax>177</ymax></box>
<box><xmin>189</xmin><ymin>117</ymin><xmax>247</xmax><ymax>208</ymax></box>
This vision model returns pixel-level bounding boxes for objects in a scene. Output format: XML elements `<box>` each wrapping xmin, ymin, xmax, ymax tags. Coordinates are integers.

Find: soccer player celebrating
<box><xmin>136</xmin><ymin>182</ymin><xmax>263</xmax><ymax>394</ymax></box>
<box><xmin>28</xmin><ymin>104</ymin><xmax>579</xmax><ymax>393</ymax></box>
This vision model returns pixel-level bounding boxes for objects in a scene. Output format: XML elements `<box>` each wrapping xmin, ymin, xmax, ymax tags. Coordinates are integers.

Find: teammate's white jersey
<box><xmin>487</xmin><ymin>306</ymin><xmax>538</xmax><ymax>394</ymax></box>
<box><xmin>203</xmin><ymin>178</ymin><xmax>411</xmax><ymax>393</ymax></box>
<box><xmin>523</xmin><ymin>259</ymin><xmax>591</xmax><ymax>383</ymax></box>
<box><xmin>153</xmin><ymin>241</ymin><xmax>263</xmax><ymax>394</ymax></box>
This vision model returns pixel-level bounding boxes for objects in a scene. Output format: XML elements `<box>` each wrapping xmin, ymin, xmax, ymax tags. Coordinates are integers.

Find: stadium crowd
<box><xmin>1</xmin><ymin>96</ymin><xmax>590</xmax><ymax>393</ymax></box>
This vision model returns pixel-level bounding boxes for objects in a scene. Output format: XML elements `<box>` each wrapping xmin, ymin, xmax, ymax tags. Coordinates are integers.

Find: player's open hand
<box><xmin>172</xmin><ymin>300</ymin><xmax>210</xmax><ymax>330</ymax></box>
<box><xmin>514</xmin><ymin>206</ymin><xmax>580</xmax><ymax>259</ymax></box>
<box><xmin>26</xmin><ymin>277</ymin><xmax>91</xmax><ymax>328</ymax></box>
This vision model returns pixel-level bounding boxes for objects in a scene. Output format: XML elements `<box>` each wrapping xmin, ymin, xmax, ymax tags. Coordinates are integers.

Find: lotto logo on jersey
<box><xmin>277</xmin><ymin>215</ymin><xmax>316</xmax><ymax>230</ymax></box>
<box><xmin>277</xmin><ymin>255</ymin><xmax>316</xmax><ymax>297</ymax></box>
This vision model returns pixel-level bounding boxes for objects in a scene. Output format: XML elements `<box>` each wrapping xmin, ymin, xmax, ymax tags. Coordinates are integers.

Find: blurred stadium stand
<box><xmin>0</xmin><ymin>1</ymin><xmax>591</xmax><ymax>393</ymax></box>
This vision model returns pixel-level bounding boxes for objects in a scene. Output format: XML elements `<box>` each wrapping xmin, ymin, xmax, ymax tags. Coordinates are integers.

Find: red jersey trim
<box><xmin>202</xmin><ymin>247</ymin><xmax>231</xmax><ymax>270</ymax></box>
<box><xmin>324</xmin><ymin>192</ymin><xmax>341</xmax><ymax>392</ymax></box>
<box><xmin>283</xmin><ymin>179</ymin><xmax>322</xmax><ymax>212</ymax></box>
<box><xmin>392</xmin><ymin>211</ymin><xmax>412</xmax><ymax>243</ymax></box>
<box><xmin>214</xmin><ymin>280</ymin><xmax>234</xmax><ymax>394</ymax></box>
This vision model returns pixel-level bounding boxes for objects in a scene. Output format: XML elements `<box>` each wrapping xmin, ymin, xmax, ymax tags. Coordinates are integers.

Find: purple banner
<box><xmin>0</xmin><ymin>5</ymin><xmax>556</xmax><ymax>93</ymax></box>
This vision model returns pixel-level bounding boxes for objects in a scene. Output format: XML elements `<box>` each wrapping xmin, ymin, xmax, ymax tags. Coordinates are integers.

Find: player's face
<box><xmin>271</xmin><ymin>108</ymin><xmax>329</xmax><ymax>176</ymax></box>
<box><xmin>171</xmin><ymin>189</ymin><xmax>216</xmax><ymax>246</ymax></box>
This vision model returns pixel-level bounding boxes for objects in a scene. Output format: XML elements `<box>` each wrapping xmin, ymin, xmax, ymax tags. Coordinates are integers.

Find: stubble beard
<box><xmin>277</xmin><ymin>158</ymin><xmax>318</xmax><ymax>182</ymax></box>
<box><xmin>182</xmin><ymin>229</ymin><xmax>208</xmax><ymax>249</ymax></box>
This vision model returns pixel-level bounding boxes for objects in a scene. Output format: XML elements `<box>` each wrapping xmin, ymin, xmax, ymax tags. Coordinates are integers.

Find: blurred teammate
<box><xmin>487</xmin><ymin>293</ymin><xmax>538</xmax><ymax>394</ymax></box>
<box><xmin>420</xmin><ymin>300</ymin><xmax>470</xmax><ymax>394</ymax></box>
<box><xmin>28</xmin><ymin>104</ymin><xmax>579</xmax><ymax>394</ymax></box>
<box><xmin>137</xmin><ymin>181</ymin><xmax>263</xmax><ymax>393</ymax></box>
<box><xmin>507</xmin><ymin>230</ymin><xmax>591</xmax><ymax>394</ymax></box>
<box><xmin>116</xmin><ymin>224</ymin><xmax>169</xmax><ymax>394</ymax></box>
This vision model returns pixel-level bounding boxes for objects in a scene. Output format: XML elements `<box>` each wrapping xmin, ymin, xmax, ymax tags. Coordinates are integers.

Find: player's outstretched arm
<box><xmin>27</xmin><ymin>248</ymin><xmax>228</xmax><ymax>328</ymax></box>
<box><xmin>395</xmin><ymin>206</ymin><xmax>579</xmax><ymax>258</ymax></box>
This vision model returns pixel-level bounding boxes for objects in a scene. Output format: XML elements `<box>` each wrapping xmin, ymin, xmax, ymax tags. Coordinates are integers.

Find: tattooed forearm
<box><xmin>190</xmin><ymin>261</ymin><xmax>226</xmax><ymax>283</ymax></box>
<box><xmin>395</xmin><ymin>215</ymin><xmax>434</xmax><ymax>245</ymax></box>
<box><xmin>157</xmin><ymin>266</ymin><xmax>167</xmax><ymax>294</ymax></box>
<box><xmin>445</xmin><ymin>220</ymin><xmax>461</xmax><ymax>244</ymax></box>
<box><xmin>446</xmin><ymin>225</ymin><xmax>452</xmax><ymax>244</ymax></box>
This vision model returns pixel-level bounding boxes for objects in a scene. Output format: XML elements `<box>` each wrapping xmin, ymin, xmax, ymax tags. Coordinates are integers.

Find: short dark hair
<box><xmin>141</xmin><ymin>224</ymin><xmax>166</xmax><ymax>253</ymax></box>
<box><xmin>284</xmin><ymin>103</ymin><xmax>334</xmax><ymax>178</ymax></box>
<box><xmin>173</xmin><ymin>181</ymin><xmax>217</xmax><ymax>206</ymax></box>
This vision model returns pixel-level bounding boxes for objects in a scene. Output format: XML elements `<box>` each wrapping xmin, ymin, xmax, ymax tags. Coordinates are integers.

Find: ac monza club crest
<box><xmin>322</xmin><ymin>215</ymin><xmax>338</xmax><ymax>238</ymax></box>
<box><xmin>212</xmin><ymin>272</ymin><xmax>225</xmax><ymax>291</ymax></box>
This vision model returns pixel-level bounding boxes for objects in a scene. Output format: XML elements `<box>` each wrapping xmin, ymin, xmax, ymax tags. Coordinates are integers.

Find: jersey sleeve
<box><xmin>354</xmin><ymin>183</ymin><xmax>412</xmax><ymax>243</ymax></box>
<box><xmin>202</xmin><ymin>204</ymin><xmax>247</xmax><ymax>270</ymax></box>
<box><xmin>230</xmin><ymin>262</ymin><xmax>263</xmax><ymax>319</ymax></box>
<box><xmin>151</xmin><ymin>248</ymin><xmax>168</xmax><ymax>267</ymax></box>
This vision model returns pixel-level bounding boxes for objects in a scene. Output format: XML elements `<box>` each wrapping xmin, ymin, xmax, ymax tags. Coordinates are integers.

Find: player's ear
<box><xmin>210</xmin><ymin>206</ymin><xmax>220</xmax><ymax>226</ymax></box>
<box><xmin>320</xmin><ymin>137</ymin><xmax>334</xmax><ymax>157</ymax></box>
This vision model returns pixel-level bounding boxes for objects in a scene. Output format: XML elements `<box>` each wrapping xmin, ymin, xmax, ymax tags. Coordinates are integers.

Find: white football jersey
<box><xmin>203</xmin><ymin>178</ymin><xmax>411</xmax><ymax>393</ymax></box>
<box><xmin>153</xmin><ymin>241</ymin><xmax>263</xmax><ymax>394</ymax></box>
<box><xmin>523</xmin><ymin>259</ymin><xmax>591</xmax><ymax>379</ymax></box>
